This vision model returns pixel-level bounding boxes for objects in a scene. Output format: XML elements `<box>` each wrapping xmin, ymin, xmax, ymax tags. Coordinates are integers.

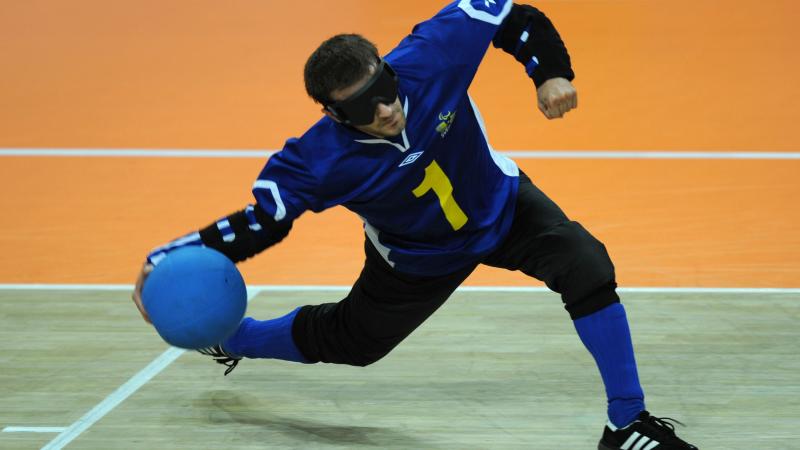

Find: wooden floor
<box><xmin>1</xmin><ymin>289</ymin><xmax>798</xmax><ymax>449</ymax></box>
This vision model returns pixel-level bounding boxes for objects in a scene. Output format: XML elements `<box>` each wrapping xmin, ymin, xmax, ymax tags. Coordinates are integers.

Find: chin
<box><xmin>384</xmin><ymin>126</ymin><xmax>404</xmax><ymax>138</ymax></box>
<box><xmin>389</xmin><ymin>120</ymin><xmax>406</xmax><ymax>136</ymax></box>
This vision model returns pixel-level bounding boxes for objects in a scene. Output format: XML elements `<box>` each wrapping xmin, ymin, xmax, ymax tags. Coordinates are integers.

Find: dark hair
<box><xmin>304</xmin><ymin>34</ymin><xmax>380</xmax><ymax>105</ymax></box>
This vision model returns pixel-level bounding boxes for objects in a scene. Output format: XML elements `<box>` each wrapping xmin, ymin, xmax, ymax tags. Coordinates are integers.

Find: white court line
<box><xmin>0</xmin><ymin>149</ymin><xmax>273</xmax><ymax>158</ymax></box>
<box><xmin>40</xmin><ymin>348</ymin><xmax>186</xmax><ymax>450</ymax></box>
<box><xmin>2</xmin><ymin>427</ymin><xmax>67</xmax><ymax>433</ymax></box>
<box><xmin>1</xmin><ymin>148</ymin><xmax>800</xmax><ymax>159</ymax></box>
<box><xmin>0</xmin><ymin>284</ymin><xmax>798</xmax><ymax>294</ymax></box>
<box><xmin>506</xmin><ymin>150</ymin><xmax>800</xmax><ymax>159</ymax></box>
<box><xmin>39</xmin><ymin>287</ymin><xmax>262</xmax><ymax>450</ymax></box>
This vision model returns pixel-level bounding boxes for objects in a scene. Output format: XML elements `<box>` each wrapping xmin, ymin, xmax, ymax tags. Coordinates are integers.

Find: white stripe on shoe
<box><xmin>622</xmin><ymin>432</ymin><xmax>642</xmax><ymax>449</ymax></box>
<box><xmin>643</xmin><ymin>441</ymin><xmax>661</xmax><ymax>450</ymax></box>
<box><xmin>621</xmin><ymin>432</ymin><xmax>660</xmax><ymax>450</ymax></box>
<box><xmin>632</xmin><ymin>436</ymin><xmax>651</xmax><ymax>450</ymax></box>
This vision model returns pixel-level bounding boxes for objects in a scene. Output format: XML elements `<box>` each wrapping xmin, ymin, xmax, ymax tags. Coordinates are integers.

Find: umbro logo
<box><xmin>399</xmin><ymin>151</ymin><xmax>424</xmax><ymax>167</ymax></box>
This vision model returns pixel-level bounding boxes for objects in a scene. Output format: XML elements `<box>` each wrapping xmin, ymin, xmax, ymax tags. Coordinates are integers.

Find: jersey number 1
<box><xmin>412</xmin><ymin>160</ymin><xmax>468</xmax><ymax>231</ymax></box>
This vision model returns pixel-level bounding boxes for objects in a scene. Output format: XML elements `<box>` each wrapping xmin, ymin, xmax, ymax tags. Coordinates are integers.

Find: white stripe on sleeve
<box><xmin>252</xmin><ymin>180</ymin><xmax>287</xmax><ymax>221</ymax></box>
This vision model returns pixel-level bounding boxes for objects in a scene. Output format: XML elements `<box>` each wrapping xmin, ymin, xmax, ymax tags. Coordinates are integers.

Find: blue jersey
<box><xmin>253</xmin><ymin>0</ymin><xmax>519</xmax><ymax>276</ymax></box>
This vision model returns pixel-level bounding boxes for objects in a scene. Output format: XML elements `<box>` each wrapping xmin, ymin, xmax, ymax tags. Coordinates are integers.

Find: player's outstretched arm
<box><xmin>131</xmin><ymin>204</ymin><xmax>293</xmax><ymax>323</ymax></box>
<box><xmin>146</xmin><ymin>205</ymin><xmax>293</xmax><ymax>266</ymax></box>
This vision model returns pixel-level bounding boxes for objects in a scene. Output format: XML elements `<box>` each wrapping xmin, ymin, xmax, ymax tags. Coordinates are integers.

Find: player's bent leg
<box><xmin>482</xmin><ymin>173</ymin><xmax>650</xmax><ymax>431</ymax></box>
<box><xmin>482</xmin><ymin>171</ymin><xmax>619</xmax><ymax>318</ymax></box>
<box><xmin>292</xmin><ymin>239</ymin><xmax>475</xmax><ymax>366</ymax></box>
<box><xmin>498</xmin><ymin>195</ymin><xmax>647</xmax><ymax>429</ymax></box>
<box><xmin>199</xmin><ymin>239</ymin><xmax>473</xmax><ymax>373</ymax></box>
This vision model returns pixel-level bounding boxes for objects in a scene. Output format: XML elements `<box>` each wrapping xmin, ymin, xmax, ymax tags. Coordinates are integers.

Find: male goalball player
<box><xmin>132</xmin><ymin>2</ymin><xmax>698</xmax><ymax>448</ymax></box>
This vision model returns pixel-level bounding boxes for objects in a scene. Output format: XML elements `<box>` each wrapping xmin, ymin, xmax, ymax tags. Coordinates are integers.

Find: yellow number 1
<box><xmin>412</xmin><ymin>160</ymin><xmax>468</xmax><ymax>231</ymax></box>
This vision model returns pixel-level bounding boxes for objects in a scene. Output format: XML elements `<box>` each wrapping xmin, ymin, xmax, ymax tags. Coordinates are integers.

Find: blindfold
<box><xmin>326</xmin><ymin>60</ymin><xmax>399</xmax><ymax>126</ymax></box>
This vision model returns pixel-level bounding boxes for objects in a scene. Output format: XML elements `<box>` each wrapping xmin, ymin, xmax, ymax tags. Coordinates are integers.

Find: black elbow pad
<box><xmin>493</xmin><ymin>3</ymin><xmax>574</xmax><ymax>87</ymax></box>
<box><xmin>198</xmin><ymin>207</ymin><xmax>292</xmax><ymax>263</ymax></box>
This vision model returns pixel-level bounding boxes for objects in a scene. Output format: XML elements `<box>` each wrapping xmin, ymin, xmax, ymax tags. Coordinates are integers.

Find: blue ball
<box><xmin>142</xmin><ymin>246</ymin><xmax>247</xmax><ymax>349</ymax></box>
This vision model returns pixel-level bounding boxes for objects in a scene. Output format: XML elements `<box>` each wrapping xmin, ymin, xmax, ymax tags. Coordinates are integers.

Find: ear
<box><xmin>322</xmin><ymin>107</ymin><xmax>341</xmax><ymax>123</ymax></box>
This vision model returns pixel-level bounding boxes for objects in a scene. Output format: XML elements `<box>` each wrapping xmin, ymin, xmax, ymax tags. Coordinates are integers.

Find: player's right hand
<box><xmin>132</xmin><ymin>262</ymin><xmax>154</xmax><ymax>324</ymax></box>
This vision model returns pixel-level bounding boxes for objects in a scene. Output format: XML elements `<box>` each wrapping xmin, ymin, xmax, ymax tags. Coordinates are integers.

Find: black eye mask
<box><xmin>326</xmin><ymin>60</ymin><xmax>399</xmax><ymax>126</ymax></box>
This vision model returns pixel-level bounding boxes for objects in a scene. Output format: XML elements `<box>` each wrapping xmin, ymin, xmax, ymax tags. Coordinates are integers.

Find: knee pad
<box><xmin>540</xmin><ymin>221</ymin><xmax>619</xmax><ymax>318</ymax></box>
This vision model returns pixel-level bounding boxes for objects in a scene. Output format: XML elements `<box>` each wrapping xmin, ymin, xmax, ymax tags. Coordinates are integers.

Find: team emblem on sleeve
<box><xmin>436</xmin><ymin>111</ymin><xmax>457</xmax><ymax>138</ymax></box>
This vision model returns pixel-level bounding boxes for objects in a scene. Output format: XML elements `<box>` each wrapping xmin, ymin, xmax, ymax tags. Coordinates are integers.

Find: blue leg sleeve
<box><xmin>574</xmin><ymin>302</ymin><xmax>645</xmax><ymax>428</ymax></box>
<box><xmin>223</xmin><ymin>307</ymin><xmax>309</xmax><ymax>363</ymax></box>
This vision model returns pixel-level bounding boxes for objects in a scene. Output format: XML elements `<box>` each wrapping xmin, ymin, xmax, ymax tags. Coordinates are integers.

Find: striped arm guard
<box><xmin>147</xmin><ymin>204</ymin><xmax>292</xmax><ymax>265</ymax></box>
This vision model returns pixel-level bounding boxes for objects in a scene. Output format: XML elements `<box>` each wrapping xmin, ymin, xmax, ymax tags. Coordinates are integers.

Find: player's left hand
<box><xmin>537</xmin><ymin>77</ymin><xmax>578</xmax><ymax>119</ymax></box>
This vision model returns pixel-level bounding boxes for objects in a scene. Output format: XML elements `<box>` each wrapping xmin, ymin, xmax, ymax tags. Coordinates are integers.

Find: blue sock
<box><xmin>222</xmin><ymin>307</ymin><xmax>309</xmax><ymax>363</ymax></box>
<box><xmin>573</xmin><ymin>302</ymin><xmax>645</xmax><ymax>428</ymax></box>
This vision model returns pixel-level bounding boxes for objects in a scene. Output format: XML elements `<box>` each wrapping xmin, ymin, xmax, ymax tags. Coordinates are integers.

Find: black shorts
<box><xmin>293</xmin><ymin>171</ymin><xmax>619</xmax><ymax>365</ymax></box>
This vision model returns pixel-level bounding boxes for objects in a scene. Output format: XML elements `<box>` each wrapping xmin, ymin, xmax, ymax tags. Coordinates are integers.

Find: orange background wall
<box><xmin>2</xmin><ymin>0</ymin><xmax>799</xmax><ymax>151</ymax></box>
<box><xmin>1</xmin><ymin>1</ymin><xmax>798</xmax><ymax>287</ymax></box>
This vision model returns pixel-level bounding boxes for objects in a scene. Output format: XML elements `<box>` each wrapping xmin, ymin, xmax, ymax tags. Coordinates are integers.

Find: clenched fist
<box><xmin>537</xmin><ymin>77</ymin><xmax>578</xmax><ymax>119</ymax></box>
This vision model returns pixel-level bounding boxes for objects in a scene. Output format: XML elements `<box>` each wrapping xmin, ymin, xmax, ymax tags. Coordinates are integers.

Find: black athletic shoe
<box><xmin>197</xmin><ymin>345</ymin><xmax>242</xmax><ymax>376</ymax></box>
<box><xmin>598</xmin><ymin>411</ymin><xmax>698</xmax><ymax>450</ymax></box>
